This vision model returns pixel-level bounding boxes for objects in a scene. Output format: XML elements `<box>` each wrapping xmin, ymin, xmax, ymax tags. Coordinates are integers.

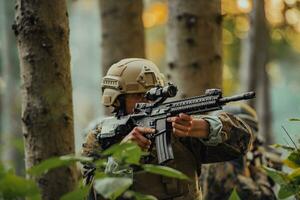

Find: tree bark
<box><xmin>99</xmin><ymin>0</ymin><xmax>145</xmax><ymax>115</ymax></box>
<box><xmin>99</xmin><ymin>0</ymin><xmax>145</xmax><ymax>73</ymax></box>
<box><xmin>240</xmin><ymin>0</ymin><xmax>273</xmax><ymax>144</ymax></box>
<box><xmin>166</xmin><ymin>0</ymin><xmax>222</xmax><ymax>98</ymax></box>
<box><xmin>0</xmin><ymin>0</ymin><xmax>24</xmax><ymax>175</ymax></box>
<box><xmin>13</xmin><ymin>0</ymin><xmax>77</xmax><ymax>198</ymax></box>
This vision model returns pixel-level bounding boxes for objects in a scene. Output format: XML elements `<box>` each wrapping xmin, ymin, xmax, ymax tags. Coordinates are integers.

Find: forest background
<box><xmin>0</xmin><ymin>0</ymin><xmax>300</xmax><ymax>198</ymax></box>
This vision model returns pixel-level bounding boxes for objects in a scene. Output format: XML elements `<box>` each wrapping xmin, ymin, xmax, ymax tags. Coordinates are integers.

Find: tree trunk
<box><xmin>13</xmin><ymin>0</ymin><xmax>77</xmax><ymax>198</ymax></box>
<box><xmin>99</xmin><ymin>0</ymin><xmax>145</xmax><ymax>73</ymax></box>
<box><xmin>240</xmin><ymin>0</ymin><xmax>273</xmax><ymax>144</ymax></box>
<box><xmin>99</xmin><ymin>0</ymin><xmax>145</xmax><ymax>114</ymax></box>
<box><xmin>166</xmin><ymin>0</ymin><xmax>222</xmax><ymax>98</ymax></box>
<box><xmin>0</xmin><ymin>0</ymin><xmax>24</xmax><ymax>175</ymax></box>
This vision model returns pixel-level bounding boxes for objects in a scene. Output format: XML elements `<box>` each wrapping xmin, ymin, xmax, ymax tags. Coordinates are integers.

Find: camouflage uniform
<box><xmin>81</xmin><ymin>58</ymin><xmax>252</xmax><ymax>199</ymax></box>
<box><xmin>82</xmin><ymin>112</ymin><xmax>252</xmax><ymax>200</ymax></box>
<box><xmin>200</xmin><ymin>104</ymin><xmax>277</xmax><ymax>200</ymax></box>
<box><xmin>200</xmin><ymin>159</ymin><xmax>276</xmax><ymax>200</ymax></box>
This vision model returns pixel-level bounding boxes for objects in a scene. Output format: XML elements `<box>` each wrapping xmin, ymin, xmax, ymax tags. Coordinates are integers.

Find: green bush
<box><xmin>0</xmin><ymin>142</ymin><xmax>189</xmax><ymax>200</ymax></box>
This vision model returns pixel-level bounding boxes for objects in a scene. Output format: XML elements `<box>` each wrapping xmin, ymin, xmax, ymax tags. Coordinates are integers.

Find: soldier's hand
<box><xmin>121</xmin><ymin>127</ymin><xmax>154</xmax><ymax>150</ymax></box>
<box><xmin>167</xmin><ymin>113</ymin><xmax>209</xmax><ymax>138</ymax></box>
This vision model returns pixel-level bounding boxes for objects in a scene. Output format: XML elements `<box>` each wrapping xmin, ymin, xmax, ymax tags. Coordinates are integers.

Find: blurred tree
<box><xmin>0</xmin><ymin>0</ymin><xmax>24</xmax><ymax>175</ymax></box>
<box><xmin>99</xmin><ymin>0</ymin><xmax>145</xmax><ymax>114</ymax></box>
<box><xmin>13</xmin><ymin>0</ymin><xmax>77</xmax><ymax>199</ymax></box>
<box><xmin>240</xmin><ymin>0</ymin><xmax>273</xmax><ymax>144</ymax></box>
<box><xmin>166</xmin><ymin>0</ymin><xmax>222</xmax><ymax>98</ymax></box>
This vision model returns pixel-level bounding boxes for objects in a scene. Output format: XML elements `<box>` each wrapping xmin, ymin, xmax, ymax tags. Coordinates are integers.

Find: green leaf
<box><xmin>287</xmin><ymin>151</ymin><xmax>300</xmax><ymax>168</ymax></box>
<box><xmin>94</xmin><ymin>177</ymin><xmax>132</xmax><ymax>200</ymax></box>
<box><xmin>228</xmin><ymin>188</ymin><xmax>241</xmax><ymax>200</ymax></box>
<box><xmin>123</xmin><ymin>191</ymin><xmax>158</xmax><ymax>200</ymax></box>
<box><xmin>28</xmin><ymin>155</ymin><xmax>92</xmax><ymax>176</ymax></box>
<box><xmin>102</xmin><ymin>143</ymin><xmax>134</xmax><ymax>155</ymax></box>
<box><xmin>278</xmin><ymin>184</ymin><xmax>299</xmax><ymax>199</ymax></box>
<box><xmin>60</xmin><ymin>185</ymin><xmax>90</xmax><ymax>200</ymax></box>
<box><xmin>0</xmin><ymin>173</ymin><xmax>41</xmax><ymax>199</ymax></box>
<box><xmin>143</xmin><ymin>164</ymin><xmax>189</xmax><ymax>180</ymax></box>
<box><xmin>289</xmin><ymin>168</ymin><xmax>300</xmax><ymax>179</ymax></box>
<box><xmin>289</xmin><ymin>118</ymin><xmax>300</xmax><ymax>122</ymax></box>
<box><xmin>102</xmin><ymin>143</ymin><xmax>146</xmax><ymax>165</ymax></box>
<box><xmin>263</xmin><ymin>166</ymin><xmax>288</xmax><ymax>185</ymax></box>
<box><xmin>94</xmin><ymin>159</ymin><xmax>107</xmax><ymax>168</ymax></box>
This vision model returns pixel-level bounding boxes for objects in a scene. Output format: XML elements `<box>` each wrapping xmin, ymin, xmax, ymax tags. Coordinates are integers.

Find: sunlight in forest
<box><xmin>265</xmin><ymin>0</ymin><xmax>285</xmax><ymax>26</ymax></box>
<box><xmin>285</xmin><ymin>8</ymin><xmax>300</xmax><ymax>25</ymax></box>
<box><xmin>284</xmin><ymin>0</ymin><xmax>297</xmax><ymax>6</ymax></box>
<box><xmin>235</xmin><ymin>16</ymin><xmax>250</xmax><ymax>33</ymax></box>
<box><xmin>143</xmin><ymin>2</ymin><xmax>167</xmax><ymax>28</ymax></box>
<box><xmin>237</xmin><ymin>0</ymin><xmax>252</xmax><ymax>13</ymax></box>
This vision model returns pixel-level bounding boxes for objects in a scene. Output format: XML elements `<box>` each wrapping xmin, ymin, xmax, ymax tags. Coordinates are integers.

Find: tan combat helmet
<box><xmin>101</xmin><ymin>58</ymin><xmax>165</xmax><ymax>106</ymax></box>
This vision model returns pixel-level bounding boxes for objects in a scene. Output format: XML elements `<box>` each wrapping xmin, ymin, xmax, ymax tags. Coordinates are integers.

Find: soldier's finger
<box><xmin>131</xmin><ymin>138</ymin><xmax>148</xmax><ymax>149</ymax></box>
<box><xmin>174</xmin><ymin>118</ymin><xmax>192</xmax><ymax>126</ymax></box>
<box><xmin>172</xmin><ymin>128</ymin><xmax>189</xmax><ymax>137</ymax></box>
<box><xmin>134</xmin><ymin>127</ymin><xmax>156</xmax><ymax>134</ymax></box>
<box><xmin>179</xmin><ymin>113</ymin><xmax>192</xmax><ymax>121</ymax></box>
<box><xmin>132</xmin><ymin>131</ymin><xmax>151</xmax><ymax>146</ymax></box>
<box><xmin>172</xmin><ymin>122</ymin><xmax>190</xmax><ymax>132</ymax></box>
<box><xmin>167</xmin><ymin>116</ymin><xmax>179</xmax><ymax>123</ymax></box>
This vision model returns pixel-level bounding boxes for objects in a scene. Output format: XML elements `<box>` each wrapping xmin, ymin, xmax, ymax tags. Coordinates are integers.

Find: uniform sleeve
<box><xmin>194</xmin><ymin>115</ymin><xmax>223</xmax><ymax>146</ymax></box>
<box><xmin>80</xmin><ymin>127</ymin><xmax>104</xmax><ymax>200</ymax></box>
<box><xmin>181</xmin><ymin>112</ymin><xmax>253</xmax><ymax>164</ymax></box>
<box><xmin>81</xmin><ymin>130</ymin><xmax>101</xmax><ymax>185</ymax></box>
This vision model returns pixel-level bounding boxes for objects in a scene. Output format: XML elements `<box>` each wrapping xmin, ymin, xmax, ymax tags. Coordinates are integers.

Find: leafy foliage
<box><xmin>0</xmin><ymin>164</ymin><xmax>41</xmax><ymax>200</ymax></box>
<box><xmin>93</xmin><ymin>142</ymin><xmax>190</xmax><ymax>198</ymax></box>
<box><xmin>0</xmin><ymin>142</ymin><xmax>189</xmax><ymax>200</ymax></box>
<box><xmin>289</xmin><ymin>118</ymin><xmax>300</xmax><ymax>122</ymax></box>
<box><xmin>265</xmin><ymin>144</ymin><xmax>300</xmax><ymax>199</ymax></box>
<box><xmin>143</xmin><ymin>164</ymin><xmax>189</xmax><ymax>180</ymax></box>
<box><xmin>94</xmin><ymin>177</ymin><xmax>132</xmax><ymax>200</ymax></box>
<box><xmin>60</xmin><ymin>183</ymin><xmax>90</xmax><ymax>200</ymax></box>
<box><xmin>28</xmin><ymin>155</ymin><xmax>92</xmax><ymax>176</ymax></box>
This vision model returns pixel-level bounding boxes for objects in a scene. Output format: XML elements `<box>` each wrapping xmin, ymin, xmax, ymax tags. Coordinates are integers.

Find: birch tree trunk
<box><xmin>167</xmin><ymin>0</ymin><xmax>222</xmax><ymax>98</ymax></box>
<box><xmin>99</xmin><ymin>0</ymin><xmax>145</xmax><ymax>73</ymax></box>
<box><xmin>240</xmin><ymin>0</ymin><xmax>272</xmax><ymax>144</ymax></box>
<box><xmin>13</xmin><ymin>0</ymin><xmax>77</xmax><ymax>198</ymax></box>
<box><xmin>0</xmin><ymin>0</ymin><xmax>24</xmax><ymax>175</ymax></box>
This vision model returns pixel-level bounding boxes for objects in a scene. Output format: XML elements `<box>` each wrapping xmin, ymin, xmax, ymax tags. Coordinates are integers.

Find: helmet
<box><xmin>101</xmin><ymin>58</ymin><xmax>165</xmax><ymax>106</ymax></box>
<box><xmin>222</xmin><ymin>103</ymin><xmax>258</xmax><ymax>132</ymax></box>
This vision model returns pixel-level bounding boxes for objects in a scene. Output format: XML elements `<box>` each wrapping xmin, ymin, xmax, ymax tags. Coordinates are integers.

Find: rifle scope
<box><xmin>145</xmin><ymin>83</ymin><xmax>178</xmax><ymax>101</ymax></box>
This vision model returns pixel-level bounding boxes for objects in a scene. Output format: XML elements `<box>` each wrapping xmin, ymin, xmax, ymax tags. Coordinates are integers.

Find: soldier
<box><xmin>81</xmin><ymin>58</ymin><xmax>252</xmax><ymax>200</ymax></box>
<box><xmin>200</xmin><ymin>104</ymin><xmax>277</xmax><ymax>200</ymax></box>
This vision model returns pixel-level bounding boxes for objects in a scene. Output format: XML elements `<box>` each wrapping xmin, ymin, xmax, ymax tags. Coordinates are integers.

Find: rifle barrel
<box><xmin>219</xmin><ymin>91</ymin><xmax>255</xmax><ymax>104</ymax></box>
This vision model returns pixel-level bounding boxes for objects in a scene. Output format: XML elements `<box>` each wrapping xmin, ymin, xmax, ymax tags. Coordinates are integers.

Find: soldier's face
<box><xmin>125</xmin><ymin>93</ymin><xmax>149</xmax><ymax>114</ymax></box>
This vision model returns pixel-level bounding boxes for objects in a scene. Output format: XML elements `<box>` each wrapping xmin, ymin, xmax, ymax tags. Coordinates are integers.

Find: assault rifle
<box><xmin>99</xmin><ymin>83</ymin><xmax>255</xmax><ymax>164</ymax></box>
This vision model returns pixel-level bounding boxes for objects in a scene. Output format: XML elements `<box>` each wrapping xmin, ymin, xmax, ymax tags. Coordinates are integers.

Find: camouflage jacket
<box><xmin>200</xmin><ymin>158</ymin><xmax>276</xmax><ymax>200</ymax></box>
<box><xmin>81</xmin><ymin>112</ymin><xmax>252</xmax><ymax>200</ymax></box>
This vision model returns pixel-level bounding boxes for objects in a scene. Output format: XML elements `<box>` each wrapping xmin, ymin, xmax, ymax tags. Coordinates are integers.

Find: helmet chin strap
<box><xmin>114</xmin><ymin>95</ymin><xmax>127</xmax><ymax>118</ymax></box>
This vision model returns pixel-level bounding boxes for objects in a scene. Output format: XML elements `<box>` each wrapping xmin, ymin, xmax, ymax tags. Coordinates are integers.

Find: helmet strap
<box><xmin>114</xmin><ymin>95</ymin><xmax>127</xmax><ymax>118</ymax></box>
